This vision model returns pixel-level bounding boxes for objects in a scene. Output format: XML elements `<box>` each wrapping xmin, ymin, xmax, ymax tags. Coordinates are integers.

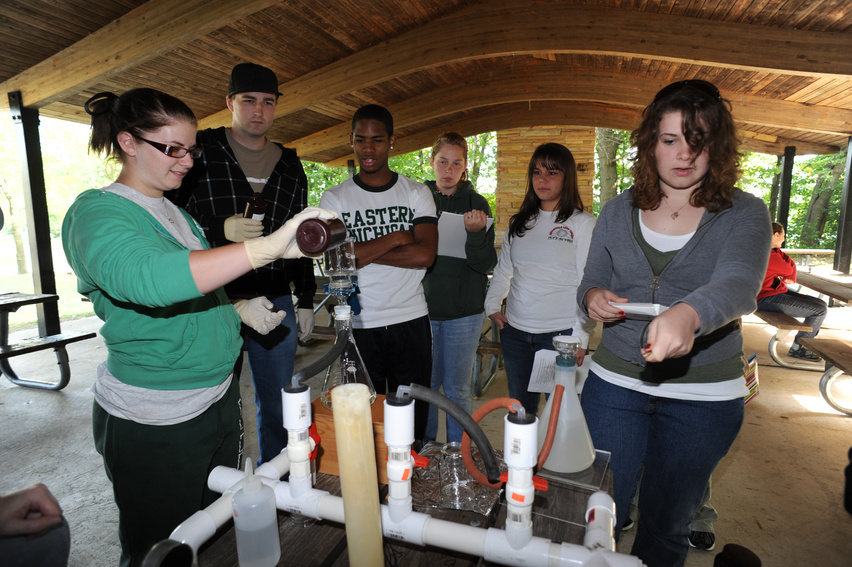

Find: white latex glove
<box><xmin>224</xmin><ymin>215</ymin><xmax>263</xmax><ymax>242</ymax></box>
<box><xmin>243</xmin><ymin>207</ymin><xmax>339</xmax><ymax>269</ymax></box>
<box><xmin>233</xmin><ymin>297</ymin><xmax>287</xmax><ymax>335</ymax></box>
<box><xmin>298</xmin><ymin>308</ymin><xmax>315</xmax><ymax>341</ymax></box>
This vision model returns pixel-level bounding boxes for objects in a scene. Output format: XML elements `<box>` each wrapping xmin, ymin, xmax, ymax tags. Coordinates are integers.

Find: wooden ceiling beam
<box><xmin>200</xmin><ymin>0</ymin><xmax>852</xmax><ymax>129</ymax></box>
<box><xmin>318</xmin><ymin>101</ymin><xmax>839</xmax><ymax>166</ymax></box>
<box><xmin>0</xmin><ymin>0</ymin><xmax>280</xmax><ymax>111</ymax></box>
<box><xmin>287</xmin><ymin>70</ymin><xmax>850</xmax><ymax>158</ymax></box>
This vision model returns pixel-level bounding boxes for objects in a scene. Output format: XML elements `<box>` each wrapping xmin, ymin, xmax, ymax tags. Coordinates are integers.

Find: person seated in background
<box><xmin>0</xmin><ymin>483</ymin><xmax>70</xmax><ymax>567</ymax></box>
<box><xmin>756</xmin><ymin>222</ymin><xmax>828</xmax><ymax>361</ymax></box>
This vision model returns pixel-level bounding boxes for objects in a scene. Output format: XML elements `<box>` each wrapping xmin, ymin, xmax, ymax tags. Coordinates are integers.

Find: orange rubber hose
<box><xmin>461</xmin><ymin>397</ymin><xmax>522</xmax><ymax>489</ymax></box>
<box><xmin>536</xmin><ymin>384</ymin><xmax>564</xmax><ymax>470</ymax></box>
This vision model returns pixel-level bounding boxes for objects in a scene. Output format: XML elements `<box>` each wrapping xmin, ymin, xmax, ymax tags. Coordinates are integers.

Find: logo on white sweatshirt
<box><xmin>548</xmin><ymin>226</ymin><xmax>574</xmax><ymax>242</ymax></box>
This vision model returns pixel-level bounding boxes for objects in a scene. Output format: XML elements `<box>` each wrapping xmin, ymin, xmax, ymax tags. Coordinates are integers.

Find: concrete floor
<box><xmin>1</xmin><ymin>310</ymin><xmax>851</xmax><ymax>566</ymax></box>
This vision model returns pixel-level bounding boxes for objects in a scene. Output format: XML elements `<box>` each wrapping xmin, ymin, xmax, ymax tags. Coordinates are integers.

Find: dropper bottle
<box><xmin>232</xmin><ymin>458</ymin><xmax>281</xmax><ymax>567</ymax></box>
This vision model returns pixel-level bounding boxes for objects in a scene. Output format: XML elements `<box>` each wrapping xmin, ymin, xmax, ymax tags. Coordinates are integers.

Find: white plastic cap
<box><xmin>333</xmin><ymin>305</ymin><xmax>352</xmax><ymax>319</ymax></box>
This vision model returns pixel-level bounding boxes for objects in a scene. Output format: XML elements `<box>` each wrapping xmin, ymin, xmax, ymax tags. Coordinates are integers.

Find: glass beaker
<box><xmin>320</xmin><ymin>305</ymin><xmax>376</xmax><ymax>410</ymax></box>
<box><xmin>439</xmin><ymin>442</ymin><xmax>475</xmax><ymax>510</ymax></box>
<box><xmin>323</xmin><ymin>238</ymin><xmax>356</xmax><ymax>300</ymax></box>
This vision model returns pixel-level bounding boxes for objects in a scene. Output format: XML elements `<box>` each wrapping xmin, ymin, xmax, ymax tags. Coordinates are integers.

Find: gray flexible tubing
<box><xmin>290</xmin><ymin>328</ymin><xmax>348</xmax><ymax>387</ymax></box>
<box><xmin>405</xmin><ymin>383</ymin><xmax>502</xmax><ymax>483</ymax></box>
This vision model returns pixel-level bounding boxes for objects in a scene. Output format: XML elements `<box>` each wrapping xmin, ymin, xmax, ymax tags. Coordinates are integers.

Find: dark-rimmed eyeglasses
<box><xmin>137</xmin><ymin>136</ymin><xmax>202</xmax><ymax>159</ymax></box>
<box><xmin>652</xmin><ymin>80</ymin><xmax>721</xmax><ymax>106</ymax></box>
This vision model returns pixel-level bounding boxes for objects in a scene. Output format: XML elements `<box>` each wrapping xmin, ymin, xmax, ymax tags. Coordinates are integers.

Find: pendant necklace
<box><xmin>662</xmin><ymin>196</ymin><xmax>688</xmax><ymax>220</ymax></box>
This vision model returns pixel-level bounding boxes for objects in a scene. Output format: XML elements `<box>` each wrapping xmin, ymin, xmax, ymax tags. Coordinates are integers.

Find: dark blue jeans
<box><xmin>244</xmin><ymin>294</ymin><xmax>297</xmax><ymax>465</ymax></box>
<box><xmin>499</xmin><ymin>323</ymin><xmax>573</xmax><ymax>416</ymax></box>
<box><xmin>757</xmin><ymin>290</ymin><xmax>828</xmax><ymax>342</ymax></box>
<box><xmin>581</xmin><ymin>371</ymin><xmax>744</xmax><ymax>567</ymax></box>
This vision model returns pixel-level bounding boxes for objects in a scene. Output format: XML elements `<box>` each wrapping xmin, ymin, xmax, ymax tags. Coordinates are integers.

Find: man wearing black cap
<box><xmin>171</xmin><ymin>62</ymin><xmax>316</xmax><ymax>465</ymax></box>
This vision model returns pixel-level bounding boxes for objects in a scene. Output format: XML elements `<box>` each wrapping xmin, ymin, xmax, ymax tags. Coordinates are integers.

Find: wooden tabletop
<box><xmin>199</xmin><ymin>467</ymin><xmax>613</xmax><ymax>566</ymax></box>
<box><xmin>798</xmin><ymin>338</ymin><xmax>852</xmax><ymax>372</ymax></box>
<box><xmin>795</xmin><ymin>272</ymin><xmax>852</xmax><ymax>303</ymax></box>
<box><xmin>0</xmin><ymin>292</ymin><xmax>58</xmax><ymax>313</ymax></box>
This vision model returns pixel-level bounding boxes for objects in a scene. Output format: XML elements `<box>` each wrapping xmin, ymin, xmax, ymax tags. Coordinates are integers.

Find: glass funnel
<box><xmin>320</xmin><ymin>305</ymin><xmax>376</xmax><ymax>409</ymax></box>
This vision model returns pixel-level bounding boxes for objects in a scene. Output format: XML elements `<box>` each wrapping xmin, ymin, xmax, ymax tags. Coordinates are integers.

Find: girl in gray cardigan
<box><xmin>577</xmin><ymin>79</ymin><xmax>771</xmax><ymax>567</ymax></box>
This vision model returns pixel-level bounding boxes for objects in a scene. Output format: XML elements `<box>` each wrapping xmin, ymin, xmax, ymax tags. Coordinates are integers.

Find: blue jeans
<box><xmin>244</xmin><ymin>294</ymin><xmax>297</xmax><ymax>465</ymax></box>
<box><xmin>425</xmin><ymin>314</ymin><xmax>483</xmax><ymax>443</ymax></box>
<box><xmin>581</xmin><ymin>371</ymin><xmax>743</xmax><ymax>567</ymax></box>
<box><xmin>499</xmin><ymin>323</ymin><xmax>573</xmax><ymax>417</ymax></box>
<box><xmin>757</xmin><ymin>290</ymin><xmax>828</xmax><ymax>342</ymax></box>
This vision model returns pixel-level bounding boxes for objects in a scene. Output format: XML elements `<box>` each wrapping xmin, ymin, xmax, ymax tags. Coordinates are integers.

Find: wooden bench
<box><xmin>799</xmin><ymin>338</ymin><xmax>852</xmax><ymax>416</ymax></box>
<box><xmin>752</xmin><ymin>309</ymin><xmax>818</xmax><ymax>370</ymax></box>
<box><xmin>1</xmin><ymin>292</ymin><xmax>97</xmax><ymax>391</ymax></box>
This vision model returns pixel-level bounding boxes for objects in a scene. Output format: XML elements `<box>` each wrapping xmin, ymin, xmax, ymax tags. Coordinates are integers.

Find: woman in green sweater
<box><xmin>422</xmin><ymin>132</ymin><xmax>497</xmax><ymax>443</ymax></box>
<box><xmin>62</xmin><ymin>88</ymin><xmax>333</xmax><ymax>567</ymax></box>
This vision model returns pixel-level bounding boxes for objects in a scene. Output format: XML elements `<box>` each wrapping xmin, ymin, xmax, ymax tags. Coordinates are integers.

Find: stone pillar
<box><xmin>494</xmin><ymin>126</ymin><xmax>596</xmax><ymax>244</ymax></box>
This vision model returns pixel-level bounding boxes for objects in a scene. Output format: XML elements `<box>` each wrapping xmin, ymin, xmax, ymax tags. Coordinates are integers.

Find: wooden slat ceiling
<box><xmin>1</xmin><ymin>0</ymin><xmax>850</xmax><ymax>164</ymax></box>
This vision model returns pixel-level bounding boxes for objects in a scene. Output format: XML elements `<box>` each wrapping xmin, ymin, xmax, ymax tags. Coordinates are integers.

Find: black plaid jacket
<box><xmin>169</xmin><ymin>127</ymin><xmax>316</xmax><ymax>307</ymax></box>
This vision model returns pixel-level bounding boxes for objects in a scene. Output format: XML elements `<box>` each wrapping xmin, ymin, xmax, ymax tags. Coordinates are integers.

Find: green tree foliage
<box><xmin>593</xmin><ymin>128</ymin><xmax>633</xmax><ymax>214</ymax></box>
<box><xmin>742</xmin><ymin>150</ymin><xmax>845</xmax><ymax>249</ymax></box>
<box><xmin>790</xmin><ymin>149</ymin><xmax>845</xmax><ymax>249</ymax></box>
<box><xmin>303</xmin><ymin>161</ymin><xmax>348</xmax><ymax>207</ymax></box>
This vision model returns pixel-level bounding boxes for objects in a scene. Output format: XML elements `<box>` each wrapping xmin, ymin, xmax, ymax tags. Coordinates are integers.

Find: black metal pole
<box><xmin>8</xmin><ymin>91</ymin><xmax>60</xmax><ymax>336</ymax></box>
<box><xmin>834</xmin><ymin>137</ymin><xmax>852</xmax><ymax>274</ymax></box>
<box><xmin>776</xmin><ymin>146</ymin><xmax>796</xmax><ymax>234</ymax></box>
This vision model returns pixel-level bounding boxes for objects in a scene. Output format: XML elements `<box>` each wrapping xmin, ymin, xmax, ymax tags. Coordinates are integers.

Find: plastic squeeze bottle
<box><xmin>232</xmin><ymin>458</ymin><xmax>281</xmax><ymax>567</ymax></box>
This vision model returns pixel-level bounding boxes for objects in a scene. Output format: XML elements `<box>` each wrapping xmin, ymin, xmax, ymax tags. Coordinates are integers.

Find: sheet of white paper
<box><xmin>528</xmin><ymin>349</ymin><xmax>558</xmax><ymax>394</ymax></box>
<box><xmin>436</xmin><ymin>212</ymin><xmax>495</xmax><ymax>259</ymax></box>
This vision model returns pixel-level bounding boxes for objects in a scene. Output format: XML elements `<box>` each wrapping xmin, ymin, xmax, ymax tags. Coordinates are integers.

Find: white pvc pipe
<box><xmin>177</xmin><ymin>464</ymin><xmax>645</xmax><ymax>567</ymax></box>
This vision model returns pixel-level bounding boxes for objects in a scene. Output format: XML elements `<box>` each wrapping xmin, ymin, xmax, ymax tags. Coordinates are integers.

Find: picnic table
<box><xmin>0</xmin><ymin>292</ymin><xmax>95</xmax><ymax>390</ymax></box>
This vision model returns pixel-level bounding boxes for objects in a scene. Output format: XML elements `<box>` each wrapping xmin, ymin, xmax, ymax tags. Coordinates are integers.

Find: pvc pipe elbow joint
<box><xmin>380</xmin><ymin>505</ymin><xmax>429</xmax><ymax>545</ymax></box>
<box><xmin>169</xmin><ymin>494</ymin><xmax>233</xmax><ymax>557</ymax></box>
<box><xmin>482</xmin><ymin>528</ymin><xmax>553</xmax><ymax>566</ymax></box>
<box><xmin>386</xmin><ymin>494</ymin><xmax>413</xmax><ymax>524</ymax></box>
<box><xmin>255</xmin><ymin>450</ymin><xmax>291</xmax><ymax>480</ymax></box>
<box><xmin>274</xmin><ymin>483</ymin><xmax>330</xmax><ymax>520</ymax></box>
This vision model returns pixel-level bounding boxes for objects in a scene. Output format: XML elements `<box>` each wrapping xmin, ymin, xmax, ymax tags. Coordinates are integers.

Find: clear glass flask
<box><xmin>439</xmin><ymin>442</ymin><xmax>476</xmax><ymax>510</ymax></box>
<box><xmin>536</xmin><ymin>335</ymin><xmax>596</xmax><ymax>473</ymax></box>
<box><xmin>320</xmin><ymin>305</ymin><xmax>376</xmax><ymax>410</ymax></box>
